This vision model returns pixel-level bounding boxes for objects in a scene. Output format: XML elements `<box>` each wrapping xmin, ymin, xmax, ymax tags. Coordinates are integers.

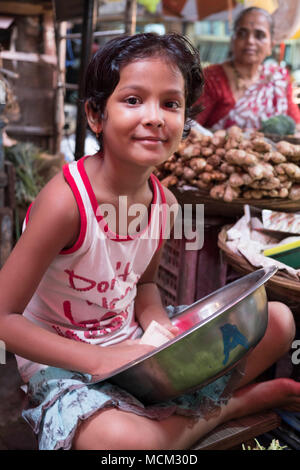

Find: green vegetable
<box><xmin>4</xmin><ymin>142</ymin><xmax>45</xmax><ymax>207</ymax></box>
<box><xmin>260</xmin><ymin>114</ymin><xmax>296</xmax><ymax>136</ymax></box>
<box><xmin>4</xmin><ymin>142</ymin><xmax>48</xmax><ymax>239</ymax></box>
<box><xmin>242</xmin><ymin>438</ymin><xmax>287</xmax><ymax>450</ymax></box>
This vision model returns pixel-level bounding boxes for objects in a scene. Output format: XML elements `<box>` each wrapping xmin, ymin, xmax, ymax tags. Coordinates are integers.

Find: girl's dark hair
<box><xmin>84</xmin><ymin>32</ymin><xmax>204</xmax><ymax>139</ymax></box>
<box><xmin>233</xmin><ymin>7</ymin><xmax>274</xmax><ymax>37</ymax></box>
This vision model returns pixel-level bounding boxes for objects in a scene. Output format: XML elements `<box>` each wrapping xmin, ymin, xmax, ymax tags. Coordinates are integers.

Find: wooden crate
<box><xmin>157</xmin><ymin>221</ymin><xmax>229</xmax><ymax>307</ymax></box>
<box><xmin>157</xmin><ymin>236</ymin><xmax>198</xmax><ymax>307</ymax></box>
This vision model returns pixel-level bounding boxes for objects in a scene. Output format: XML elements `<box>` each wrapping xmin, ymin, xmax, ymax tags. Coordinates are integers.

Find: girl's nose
<box><xmin>142</xmin><ymin>104</ymin><xmax>164</xmax><ymax>127</ymax></box>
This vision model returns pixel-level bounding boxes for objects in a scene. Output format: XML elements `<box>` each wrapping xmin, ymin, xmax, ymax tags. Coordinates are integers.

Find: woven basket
<box><xmin>218</xmin><ymin>225</ymin><xmax>300</xmax><ymax>304</ymax></box>
<box><xmin>172</xmin><ymin>187</ymin><xmax>300</xmax><ymax>218</ymax></box>
<box><xmin>264</xmin><ymin>133</ymin><xmax>300</xmax><ymax>144</ymax></box>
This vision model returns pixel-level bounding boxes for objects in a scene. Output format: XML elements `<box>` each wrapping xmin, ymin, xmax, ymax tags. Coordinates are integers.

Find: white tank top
<box><xmin>16</xmin><ymin>155</ymin><xmax>167</xmax><ymax>382</ymax></box>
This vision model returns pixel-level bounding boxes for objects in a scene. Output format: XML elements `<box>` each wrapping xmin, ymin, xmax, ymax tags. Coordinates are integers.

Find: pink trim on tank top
<box><xmin>151</xmin><ymin>173</ymin><xmax>167</xmax><ymax>251</ymax></box>
<box><xmin>59</xmin><ymin>163</ymin><xmax>87</xmax><ymax>255</ymax></box>
<box><xmin>24</xmin><ymin>156</ymin><xmax>168</xmax><ymax>255</ymax></box>
<box><xmin>23</xmin><ymin>165</ymin><xmax>87</xmax><ymax>256</ymax></box>
<box><xmin>25</xmin><ymin>202</ymin><xmax>33</xmax><ymax>225</ymax></box>
<box><xmin>78</xmin><ymin>155</ymin><xmax>166</xmax><ymax>243</ymax></box>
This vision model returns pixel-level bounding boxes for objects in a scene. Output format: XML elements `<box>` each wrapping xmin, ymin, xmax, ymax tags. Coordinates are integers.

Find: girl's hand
<box><xmin>122</xmin><ymin>338</ymin><xmax>156</xmax><ymax>352</ymax></box>
<box><xmin>90</xmin><ymin>339</ymin><xmax>155</xmax><ymax>381</ymax></box>
<box><xmin>162</xmin><ymin>323</ymin><xmax>180</xmax><ymax>337</ymax></box>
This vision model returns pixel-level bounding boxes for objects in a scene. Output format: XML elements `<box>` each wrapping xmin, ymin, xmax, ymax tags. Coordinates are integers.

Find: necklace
<box><xmin>230</xmin><ymin>61</ymin><xmax>261</xmax><ymax>91</ymax></box>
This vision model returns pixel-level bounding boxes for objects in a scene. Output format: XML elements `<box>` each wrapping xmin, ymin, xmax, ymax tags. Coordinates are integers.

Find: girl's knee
<box><xmin>268</xmin><ymin>301</ymin><xmax>295</xmax><ymax>349</ymax></box>
<box><xmin>101</xmin><ymin>416</ymin><xmax>143</xmax><ymax>449</ymax></box>
<box><xmin>74</xmin><ymin>409</ymin><xmax>162</xmax><ymax>450</ymax></box>
<box><xmin>106</xmin><ymin>418</ymin><xmax>162</xmax><ymax>450</ymax></box>
<box><xmin>114</xmin><ymin>414</ymin><xmax>169</xmax><ymax>450</ymax></box>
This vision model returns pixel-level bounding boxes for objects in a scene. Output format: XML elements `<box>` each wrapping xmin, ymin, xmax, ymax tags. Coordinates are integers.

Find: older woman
<box><xmin>196</xmin><ymin>7</ymin><xmax>300</xmax><ymax>130</ymax></box>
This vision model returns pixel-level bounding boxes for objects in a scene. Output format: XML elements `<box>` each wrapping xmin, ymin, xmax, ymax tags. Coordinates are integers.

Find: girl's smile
<box><xmin>98</xmin><ymin>57</ymin><xmax>185</xmax><ymax>169</ymax></box>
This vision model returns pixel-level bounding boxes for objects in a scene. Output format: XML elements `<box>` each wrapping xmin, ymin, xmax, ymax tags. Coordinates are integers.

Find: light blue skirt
<box><xmin>22</xmin><ymin>306</ymin><xmax>245</xmax><ymax>450</ymax></box>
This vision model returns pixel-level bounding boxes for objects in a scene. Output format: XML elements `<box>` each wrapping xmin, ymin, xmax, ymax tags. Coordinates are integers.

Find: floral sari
<box><xmin>196</xmin><ymin>63</ymin><xmax>300</xmax><ymax>130</ymax></box>
<box><xmin>212</xmin><ymin>64</ymin><xmax>290</xmax><ymax>130</ymax></box>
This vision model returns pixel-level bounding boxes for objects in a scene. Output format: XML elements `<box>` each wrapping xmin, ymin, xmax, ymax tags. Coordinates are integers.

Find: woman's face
<box><xmin>232</xmin><ymin>11</ymin><xmax>272</xmax><ymax>66</ymax></box>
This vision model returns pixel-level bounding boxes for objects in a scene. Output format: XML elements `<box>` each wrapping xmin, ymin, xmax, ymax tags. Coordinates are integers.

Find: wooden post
<box><xmin>125</xmin><ymin>0</ymin><xmax>137</xmax><ymax>35</ymax></box>
<box><xmin>43</xmin><ymin>9</ymin><xmax>56</xmax><ymax>56</ymax></box>
<box><xmin>54</xmin><ymin>21</ymin><xmax>67</xmax><ymax>155</ymax></box>
<box><xmin>74</xmin><ymin>0</ymin><xmax>97</xmax><ymax>161</ymax></box>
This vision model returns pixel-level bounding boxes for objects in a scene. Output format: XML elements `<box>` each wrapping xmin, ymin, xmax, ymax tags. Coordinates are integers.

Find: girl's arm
<box><xmin>135</xmin><ymin>187</ymin><xmax>179</xmax><ymax>335</ymax></box>
<box><xmin>0</xmin><ymin>172</ymin><xmax>153</xmax><ymax>378</ymax></box>
<box><xmin>135</xmin><ymin>254</ymin><xmax>173</xmax><ymax>332</ymax></box>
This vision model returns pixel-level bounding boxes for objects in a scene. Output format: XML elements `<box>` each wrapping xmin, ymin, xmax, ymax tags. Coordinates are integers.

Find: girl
<box><xmin>0</xmin><ymin>33</ymin><xmax>299</xmax><ymax>451</ymax></box>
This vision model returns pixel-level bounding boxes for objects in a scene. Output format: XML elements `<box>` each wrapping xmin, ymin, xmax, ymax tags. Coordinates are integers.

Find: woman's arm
<box><xmin>286</xmin><ymin>79</ymin><xmax>300</xmax><ymax>124</ymax></box>
<box><xmin>196</xmin><ymin>64</ymin><xmax>235</xmax><ymax>128</ymax></box>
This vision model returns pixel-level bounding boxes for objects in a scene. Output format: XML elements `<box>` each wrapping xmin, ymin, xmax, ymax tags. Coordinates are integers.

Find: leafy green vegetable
<box><xmin>4</xmin><ymin>142</ymin><xmax>45</xmax><ymax>207</ymax></box>
<box><xmin>242</xmin><ymin>438</ymin><xmax>287</xmax><ymax>450</ymax></box>
<box><xmin>4</xmin><ymin>142</ymin><xmax>53</xmax><ymax>240</ymax></box>
<box><xmin>260</xmin><ymin>114</ymin><xmax>296</xmax><ymax>135</ymax></box>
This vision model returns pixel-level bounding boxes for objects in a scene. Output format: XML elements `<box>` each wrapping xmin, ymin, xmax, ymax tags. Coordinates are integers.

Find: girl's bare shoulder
<box><xmin>25</xmin><ymin>169</ymin><xmax>80</xmax><ymax>249</ymax></box>
<box><xmin>31</xmin><ymin>170</ymin><xmax>78</xmax><ymax>218</ymax></box>
<box><xmin>162</xmin><ymin>185</ymin><xmax>178</xmax><ymax>206</ymax></box>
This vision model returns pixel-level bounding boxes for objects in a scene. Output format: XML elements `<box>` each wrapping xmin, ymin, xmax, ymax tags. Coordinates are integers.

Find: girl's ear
<box><xmin>85</xmin><ymin>102</ymin><xmax>102</xmax><ymax>135</ymax></box>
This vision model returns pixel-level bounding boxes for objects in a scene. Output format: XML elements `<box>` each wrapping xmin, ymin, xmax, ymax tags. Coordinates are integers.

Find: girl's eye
<box><xmin>125</xmin><ymin>96</ymin><xmax>140</xmax><ymax>105</ymax></box>
<box><xmin>165</xmin><ymin>101</ymin><xmax>180</xmax><ymax>109</ymax></box>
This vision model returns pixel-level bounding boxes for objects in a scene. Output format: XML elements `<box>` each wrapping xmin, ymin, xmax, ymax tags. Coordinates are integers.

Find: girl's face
<box><xmin>232</xmin><ymin>11</ymin><xmax>272</xmax><ymax>65</ymax></box>
<box><xmin>96</xmin><ymin>56</ymin><xmax>185</xmax><ymax>169</ymax></box>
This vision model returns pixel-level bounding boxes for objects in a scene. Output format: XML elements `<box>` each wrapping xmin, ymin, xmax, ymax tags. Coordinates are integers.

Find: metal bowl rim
<box><xmin>92</xmin><ymin>265</ymin><xmax>277</xmax><ymax>384</ymax></box>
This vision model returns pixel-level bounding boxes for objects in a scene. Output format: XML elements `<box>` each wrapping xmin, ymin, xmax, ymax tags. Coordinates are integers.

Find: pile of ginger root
<box><xmin>154</xmin><ymin>125</ymin><xmax>300</xmax><ymax>202</ymax></box>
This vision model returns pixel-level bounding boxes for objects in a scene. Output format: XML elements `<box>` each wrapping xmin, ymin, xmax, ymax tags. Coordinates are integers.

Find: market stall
<box><xmin>155</xmin><ymin>124</ymin><xmax>300</xmax><ymax>313</ymax></box>
<box><xmin>152</xmin><ymin>0</ymin><xmax>300</xmax><ymax>315</ymax></box>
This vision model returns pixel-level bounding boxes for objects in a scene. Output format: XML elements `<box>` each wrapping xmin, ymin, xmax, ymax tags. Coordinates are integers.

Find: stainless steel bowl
<box><xmin>96</xmin><ymin>266</ymin><xmax>277</xmax><ymax>404</ymax></box>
